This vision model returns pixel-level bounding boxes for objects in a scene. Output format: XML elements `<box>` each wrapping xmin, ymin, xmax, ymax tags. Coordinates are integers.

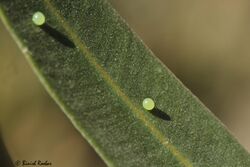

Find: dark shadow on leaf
<box><xmin>150</xmin><ymin>108</ymin><xmax>171</xmax><ymax>121</ymax></box>
<box><xmin>41</xmin><ymin>24</ymin><xmax>75</xmax><ymax>48</ymax></box>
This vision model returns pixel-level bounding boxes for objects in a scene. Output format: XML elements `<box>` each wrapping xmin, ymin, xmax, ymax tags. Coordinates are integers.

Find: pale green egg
<box><xmin>142</xmin><ymin>98</ymin><xmax>155</xmax><ymax>110</ymax></box>
<box><xmin>32</xmin><ymin>11</ymin><xmax>46</xmax><ymax>26</ymax></box>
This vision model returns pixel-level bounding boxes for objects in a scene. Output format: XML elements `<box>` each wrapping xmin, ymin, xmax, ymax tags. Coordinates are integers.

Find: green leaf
<box><xmin>0</xmin><ymin>0</ymin><xmax>249</xmax><ymax>166</ymax></box>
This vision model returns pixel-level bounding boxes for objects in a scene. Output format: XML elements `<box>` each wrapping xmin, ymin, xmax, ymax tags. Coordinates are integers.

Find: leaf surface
<box><xmin>0</xmin><ymin>0</ymin><xmax>250</xmax><ymax>166</ymax></box>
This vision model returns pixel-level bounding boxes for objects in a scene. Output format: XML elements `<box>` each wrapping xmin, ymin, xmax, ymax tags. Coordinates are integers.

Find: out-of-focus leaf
<box><xmin>0</xmin><ymin>135</ymin><xmax>14</xmax><ymax>167</ymax></box>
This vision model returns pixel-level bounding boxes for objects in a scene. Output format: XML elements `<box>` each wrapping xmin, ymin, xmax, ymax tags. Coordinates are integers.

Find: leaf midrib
<box><xmin>43</xmin><ymin>0</ymin><xmax>192</xmax><ymax>166</ymax></box>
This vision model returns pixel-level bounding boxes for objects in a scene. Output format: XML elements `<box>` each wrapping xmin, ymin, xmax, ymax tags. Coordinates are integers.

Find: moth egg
<box><xmin>142</xmin><ymin>98</ymin><xmax>155</xmax><ymax>111</ymax></box>
<box><xmin>32</xmin><ymin>11</ymin><xmax>46</xmax><ymax>26</ymax></box>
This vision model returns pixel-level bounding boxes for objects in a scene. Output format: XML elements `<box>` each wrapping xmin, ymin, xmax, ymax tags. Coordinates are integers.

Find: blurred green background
<box><xmin>1</xmin><ymin>1</ymin><xmax>250</xmax><ymax>166</ymax></box>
